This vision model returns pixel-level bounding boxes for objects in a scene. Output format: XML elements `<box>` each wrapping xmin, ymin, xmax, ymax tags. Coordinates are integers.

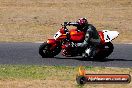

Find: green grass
<box><xmin>0</xmin><ymin>65</ymin><xmax>77</xmax><ymax>80</ymax></box>
<box><xmin>0</xmin><ymin>65</ymin><xmax>131</xmax><ymax>88</ymax></box>
<box><xmin>0</xmin><ymin>65</ymin><xmax>131</xmax><ymax>80</ymax></box>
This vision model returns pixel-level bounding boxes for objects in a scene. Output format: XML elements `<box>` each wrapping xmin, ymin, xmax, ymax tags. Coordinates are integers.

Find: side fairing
<box><xmin>103</xmin><ymin>30</ymin><xmax>119</xmax><ymax>42</ymax></box>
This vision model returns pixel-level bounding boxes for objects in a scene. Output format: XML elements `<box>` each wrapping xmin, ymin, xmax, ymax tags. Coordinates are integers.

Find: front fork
<box><xmin>46</xmin><ymin>39</ymin><xmax>61</xmax><ymax>50</ymax></box>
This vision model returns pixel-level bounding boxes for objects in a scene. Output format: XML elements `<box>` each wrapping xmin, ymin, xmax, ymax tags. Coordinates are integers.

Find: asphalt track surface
<box><xmin>0</xmin><ymin>42</ymin><xmax>132</xmax><ymax>67</ymax></box>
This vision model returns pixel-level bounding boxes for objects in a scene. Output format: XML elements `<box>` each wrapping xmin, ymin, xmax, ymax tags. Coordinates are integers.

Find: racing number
<box><xmin>106</xmin><ymin>35</ymin><xmax>110</xmax><ymax>40</ymax></box>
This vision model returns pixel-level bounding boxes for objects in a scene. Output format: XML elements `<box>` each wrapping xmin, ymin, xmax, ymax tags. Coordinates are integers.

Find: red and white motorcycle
<box><xmin>39</xmin><ymin>22</ymin><xmax>119</xmax><ymax>59</ymax></box>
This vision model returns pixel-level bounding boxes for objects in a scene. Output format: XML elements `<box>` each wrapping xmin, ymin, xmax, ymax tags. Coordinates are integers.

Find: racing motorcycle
<box><xmin>39</xmin><ymin>22</ymin><xmax>119</xmax><ymax>59</ymax></box>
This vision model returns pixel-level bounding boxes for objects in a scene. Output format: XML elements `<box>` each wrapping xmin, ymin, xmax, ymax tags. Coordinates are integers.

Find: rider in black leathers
<box><xmin>66</xmin><ymin>18</ymin><xmax>100</xmax><ymax>58</ymax></box>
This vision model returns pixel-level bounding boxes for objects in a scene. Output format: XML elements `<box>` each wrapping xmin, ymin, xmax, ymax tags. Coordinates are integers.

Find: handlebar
<box><xmin>61</xmin><ymin>22</ymin><xmax>78</xmax><ymax>33</ymax></box>
<box><xmin>61</xmin><ymin>22</ymin><xmax>69</xmax><ymax>32</ymax></box>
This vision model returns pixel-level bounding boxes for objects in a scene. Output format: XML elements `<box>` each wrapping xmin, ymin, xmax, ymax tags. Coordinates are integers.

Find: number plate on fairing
<box><xmin>103</xmin><ymin>30</ymin><xmax>119</xmax><ymax>42</ymax></box>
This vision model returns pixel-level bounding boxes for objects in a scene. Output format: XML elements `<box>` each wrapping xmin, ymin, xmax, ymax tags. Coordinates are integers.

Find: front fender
<box><xmin>47</xmin><ymin>39</ymin><xmax>57</xmax><ymax>45</ymax></box>
<box><xmin>46</xmin><ymin>39</ymin><xmax>61</xmax><ymax>48</ymax></box>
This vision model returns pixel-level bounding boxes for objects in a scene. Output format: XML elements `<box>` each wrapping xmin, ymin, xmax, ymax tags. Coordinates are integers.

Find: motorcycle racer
<box><xmin>39</xmin><ymin>17</ymin><xmax>119</xmax><ymax>59</ymax></box>
<box><xmin>66</xmin><ymin>18</ymin><xmax>100</xmax><ymax>58</ymax></box>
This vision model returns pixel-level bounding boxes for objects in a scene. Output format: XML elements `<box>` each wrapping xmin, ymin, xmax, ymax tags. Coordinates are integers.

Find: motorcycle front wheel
<box><xmin>39</xmin><ymin>42</ymin><xmax>61</xmax><ymax>58</ymax></box>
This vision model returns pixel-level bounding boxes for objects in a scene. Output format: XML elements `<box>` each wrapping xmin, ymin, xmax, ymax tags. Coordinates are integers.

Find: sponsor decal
<box><xmin>76</xmin><ymin>66</ymin><xmax>131</xmax><ymax>85</ymax></box>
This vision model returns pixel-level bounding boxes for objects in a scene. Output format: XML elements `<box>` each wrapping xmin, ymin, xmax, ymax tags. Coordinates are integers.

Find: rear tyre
<box><xmin>95</xmin><ymin>42</ymin><xmax>114</xmax><ymax>59</ymax></box>
<box><xmin>103</xmin><ymin>42</ymin><xmax>114</xmax><ymax>57</ymax></box>
<box><xmin>39</xmin><ymin>42</ymin><xmax>61</xmax><ymax>58</ymax></box>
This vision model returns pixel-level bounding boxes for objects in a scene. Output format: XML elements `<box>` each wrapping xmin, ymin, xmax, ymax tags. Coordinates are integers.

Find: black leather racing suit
<box><xmin>67</xmin><ymin>22</ymin><xmax>100</xmax><ymax>57</ymax></box>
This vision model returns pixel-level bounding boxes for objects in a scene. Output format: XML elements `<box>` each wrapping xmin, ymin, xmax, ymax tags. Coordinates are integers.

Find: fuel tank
<box><xmin>70</xmin><ymin>29</ymin><xmax>85</xmax><ymax>43</ymax></box>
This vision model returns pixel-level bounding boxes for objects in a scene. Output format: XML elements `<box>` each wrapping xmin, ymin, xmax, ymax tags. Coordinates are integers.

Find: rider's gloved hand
<box><xmin>64</xmin><ymin>22</ymin><xmax>72</xmax><ymax>26</ymax></box>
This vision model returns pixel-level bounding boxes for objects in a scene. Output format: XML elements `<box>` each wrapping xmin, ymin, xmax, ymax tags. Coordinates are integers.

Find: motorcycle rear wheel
<box><xmin>39</xmin><ymin>42</ymin><xmax>61</xmax><ymax>58</ymax></box>
<box><xmin>94</xmin><ymin>42</ymin><xmax>114</xmax><ymax>59</ymax></box>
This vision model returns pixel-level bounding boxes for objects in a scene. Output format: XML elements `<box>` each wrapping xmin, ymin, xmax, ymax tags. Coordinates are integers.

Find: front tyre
<box><xmin>39</xmin><ymin>42</ymin><xmax>61</xmax><ymax>58</ymax></box>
